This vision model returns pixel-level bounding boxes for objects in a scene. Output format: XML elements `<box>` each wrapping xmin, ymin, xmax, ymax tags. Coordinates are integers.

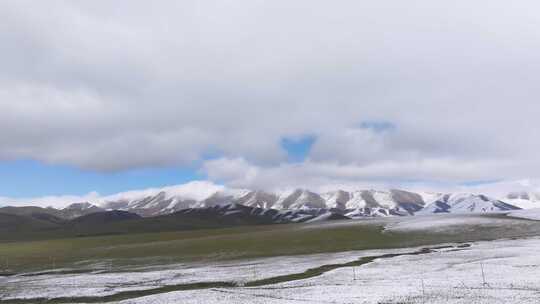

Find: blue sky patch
<box><xmin>0</xmin><ymin>159</ymin><xmax>202</xmax><ymax>198</ymax></box>
<box><xmin>280</xmin><ymin>135</ymin><xmax>316</xmax><ymax>163</ymax></box>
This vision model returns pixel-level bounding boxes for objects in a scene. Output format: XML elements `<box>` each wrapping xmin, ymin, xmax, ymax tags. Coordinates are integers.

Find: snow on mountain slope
<box><xmin>508</xmin><ymin>208</ymin><xmax>540</xmax><ymax>221</ymax></box>
<box><xmin>95</xmin><ymin>181</ymin><xmax>229</xmax><ymax>216</ymax></box>
<box><xmin>503</xmin><ymin>191</ymin><xmax>540</xmax><ymax>209</ymax></box>
<box><xmin>91</xmin><ymin>188</ymin><xmax>534</xmax><ymax>217</ymax></box>
<box><xmin>195</xmin><ymin>189</ymin><xmax>251</xmax><ymax>208</ymax></box>
<box><xmin>61</xmin><ymin>202</ymin><xmax>104</xmax><ymax>219</ymax></box>
<box><xmin>345</xmin><ymin>208</ymin><xmax>391</xmax><ymax>217</ymax></box>
<box><xmin>234</xmin><ymin>190</ymin><xmax>279</xmax><ymax>209</ymax></box>
<box><xmin>21</xmin><ymin>181</ymin><xmax>537</xmax><ymax>218</ymax></box>
<box><xmin>344</xmin><ymin>191</ymin><xmax>367</xmax><ymax>209</ymax></box>
<box><xmin>416</xmin><ymin>191</ymin><xmax>443</xmax><ymax>205</ymax></box>
<box><xmin>506</xmin><ymin>191</ymin><xmax>540</xmax><ymax>201</ymax></box>
<box><xmin>97</xmin><ymin>186</ymin><xmax>520</xmax><ymax>217</ymax></box>
<box><xmin>330</xmin><ymin>189</ymin><xmax>426</xmax><ymax>216</ymax></box>
<box><xmin>418</xmin><ymin>193</ymin><xmax>520</xmax><ymax>214</ymax></box>
<box><xmin>97</xmin><ymin>181</ymin><xmax>225</xmax><ymax>206</ymax></box>
<box><xmin>272</xmin><ymin>189</ymin><xmax>303</xmax><ymax>209</ymax></box>
<box><xmin>92</xmin><ymin>186</ymin><xmax>429</xmax><ymax>217</ymax></box>
<box><xmin>289</xmin><ymin>190</ymin><xmax>328</xmax><ymax>209</ymax></box>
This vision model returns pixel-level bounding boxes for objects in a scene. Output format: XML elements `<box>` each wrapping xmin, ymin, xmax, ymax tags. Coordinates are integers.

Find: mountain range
<box><xmin>2</xmin><ymin>182</ymin><xmax>537</xmax><ymax>220</ymax></box>
<box><xmin>2</xmin><ymin>182</ymin><xmax>539</xmax><ymax>241</ymax></box>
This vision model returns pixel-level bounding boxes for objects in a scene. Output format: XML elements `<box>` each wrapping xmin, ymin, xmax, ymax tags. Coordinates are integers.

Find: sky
<box><xmin>2</xmin><ymin>1</ymin><xmax>540</xmax><ymax>205</ymax></box>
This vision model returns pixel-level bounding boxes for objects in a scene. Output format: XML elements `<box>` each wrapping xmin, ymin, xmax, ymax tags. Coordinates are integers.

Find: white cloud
<box><xmin>0</xmin><ymin>181</ymin><xmax>225</xmax><ymax>208</ymax></box>
<box><xmin>0</xmin><ymin>192</ymin><xmax>101</xmax><ymax>208</ymax></box>
<box><xmin>202</xmin><ymin>157</ymin><xmax>540</xmax><ymax>198</ymax></box>
<box><xmin>202</xmin><ymin>157</ymin><xmax>520</xmax><ymax>191</ymax></box>
<box><xmin>1</xmin><ymin>0</ymin><xmax>540</xmax><ymax>189</ymax></box>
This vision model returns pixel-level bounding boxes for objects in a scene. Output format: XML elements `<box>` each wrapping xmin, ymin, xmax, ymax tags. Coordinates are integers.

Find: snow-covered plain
<box><xmin>0</xmin><ymin>248</ymin><xmax>416</xmax><ymax>300</ymax></box>
<box><xmin>2</xmin><ymin>237</ymin><xmax>540</xmax><ymax>303</ymax></box>
<box><xmin>2</xmin><ymin>213</ymin><xmax>540</xmax><ymax>303</ymax></box>
<box><xmin>120</xmin><ymin>237</ymin><xmax>540</xmax><ymax>304</ymax></box>
<box><xmin>382</xmin><ymin>213</ymin><xmax>512</xmax><ymax>233</ymax></box>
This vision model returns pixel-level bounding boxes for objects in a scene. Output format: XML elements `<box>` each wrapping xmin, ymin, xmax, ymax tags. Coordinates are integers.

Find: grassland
<box><xmin>2</xmin><ymin>214</ymin><xmax>540</xmax><ymax>274</ymax></box>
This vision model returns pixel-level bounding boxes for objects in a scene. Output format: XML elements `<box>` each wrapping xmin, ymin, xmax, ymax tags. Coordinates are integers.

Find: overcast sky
<box><xmin>2</xmin><ymin>1</ymin><xmax>540</xmax><ymax>204</ymax></box>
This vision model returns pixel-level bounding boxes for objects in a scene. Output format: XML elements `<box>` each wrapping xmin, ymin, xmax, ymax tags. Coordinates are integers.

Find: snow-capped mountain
<box><xmin>93</xmin><ymin>185</ymin><xmax>434</xmax><ymax>217</ymax></box>
<box><xmin>503</xmin><ymin>191</ymin><xmax>540</xmax><ymax>209</ymax></box>
<box><xmin>59</xmin><ymin>181</ymin><xmax>526</xmax><ymax>218</ymax></box>
<box><xmin>418</xmin><ymin>193</ymin><xmax>519</xmax><ymax>214</ymax></box>
<box><xmin>6</xmin><ymin>181</ymin><xmax>536</xmax><ymax>219</ymax></box>
<box><xmin>95</xmin><ymin>183</ymin><xmax>250</xmax><ymax>217</ymax></box>
<box><xmin>61</xmin><ymin>202</ymin><xmax>104</xmax><ymax>219</ymax></box>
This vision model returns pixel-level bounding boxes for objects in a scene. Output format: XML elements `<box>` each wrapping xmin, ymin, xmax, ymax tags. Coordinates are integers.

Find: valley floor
<box><xmin>1</xmin><ymin>214</ymin><xmax>540</xmax><ymax>303</ymax></box>
<box><xmin>118</xmin><ymin>237</ymin><xmax>540</xmax><ymax>304</ymax></box>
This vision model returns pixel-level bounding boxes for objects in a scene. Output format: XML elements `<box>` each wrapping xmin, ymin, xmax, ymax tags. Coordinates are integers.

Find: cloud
<box><xmin>201</xmin><ymin>157</ymin><xmax>522</xmax><ymax>191</ymax></box>
<box><xmin>202</xmin><ymin>157</ymin><xmax>540</xmax><ymax>198</ymax></box>
<box><xmin>4</xmin><ymin>174</ymin><xmax>539</xmax><ymax>209</ymax></box>
<box><xmin>0</xmin><ymin>192</ymin><xmax>101</xmax><ymax>208</ymax></box>
<box><xmin>0</xmin><ymin>181</ymin><xmax>225</xmax><ymax>208</ymax></box>
<box><xmin>1</xmin><ymin>0</ymin><xmax>540</xmax><ymax>189</ymax></box>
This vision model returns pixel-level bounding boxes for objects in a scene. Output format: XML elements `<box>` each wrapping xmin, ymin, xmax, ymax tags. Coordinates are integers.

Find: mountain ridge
<box><xmin>2</xmin><ymin>181</ymin><xmax>536</xmax><ymax>219</ymax></box>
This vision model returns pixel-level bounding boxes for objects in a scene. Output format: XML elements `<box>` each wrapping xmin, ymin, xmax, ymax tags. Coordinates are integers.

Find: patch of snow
<box><xmin>503</xmin><ymin>198</ymin><xmax>540</xmax><ymax>209</ymax></box>
<box><xmin>96</xmin><ymin>181</ymin><xmax>230</xmax><ymax>207</ymax></box>
<box><xmin>383</xmin><ymin>214</ymin><xmax>506</xmax><ymax>233</ymax></box>
<box><xmin>372</xmin><ymin>190</ymin><xmax>394</xmax><ymax>208</ymax></box>
<box><xmin>0</xmin><ymin>249</ymin><xmax>411</xmax><ymax>301</ymax></box>
<box><xmin>416</xmin><ymin>191</ymin><xmax>443</xmax><ymax>204</ymax></box>
<box><xmin>119</xmin><ymin>237</ymin><xmax>540</xmax><ymax>304</ymax></box>
<box><xmin>508</xmin><ymin>208</ymin><xmax>540</xmax><ymax>221</ymax></box>
<box><xmin>345</xmin><ymin>191</ymin><xmax>367</xmax><ymax>209</ymax></box>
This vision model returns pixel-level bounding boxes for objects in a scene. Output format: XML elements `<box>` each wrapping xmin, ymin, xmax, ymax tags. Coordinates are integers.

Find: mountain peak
<box><xmin>63</xmin><ymin>202</ymin><xmax>96</xmax><ymax>210</ymax></box>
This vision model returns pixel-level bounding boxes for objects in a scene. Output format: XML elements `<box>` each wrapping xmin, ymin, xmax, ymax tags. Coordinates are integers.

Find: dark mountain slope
<box><xmin>0</xmin><ymin>212</ymin><xmax>64</xmax><ymax>240</ymax></box>
<box><xmin>0</xmin><ymin>204</ymin><xmax>350</xmax><ymax>241</ymax></box>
